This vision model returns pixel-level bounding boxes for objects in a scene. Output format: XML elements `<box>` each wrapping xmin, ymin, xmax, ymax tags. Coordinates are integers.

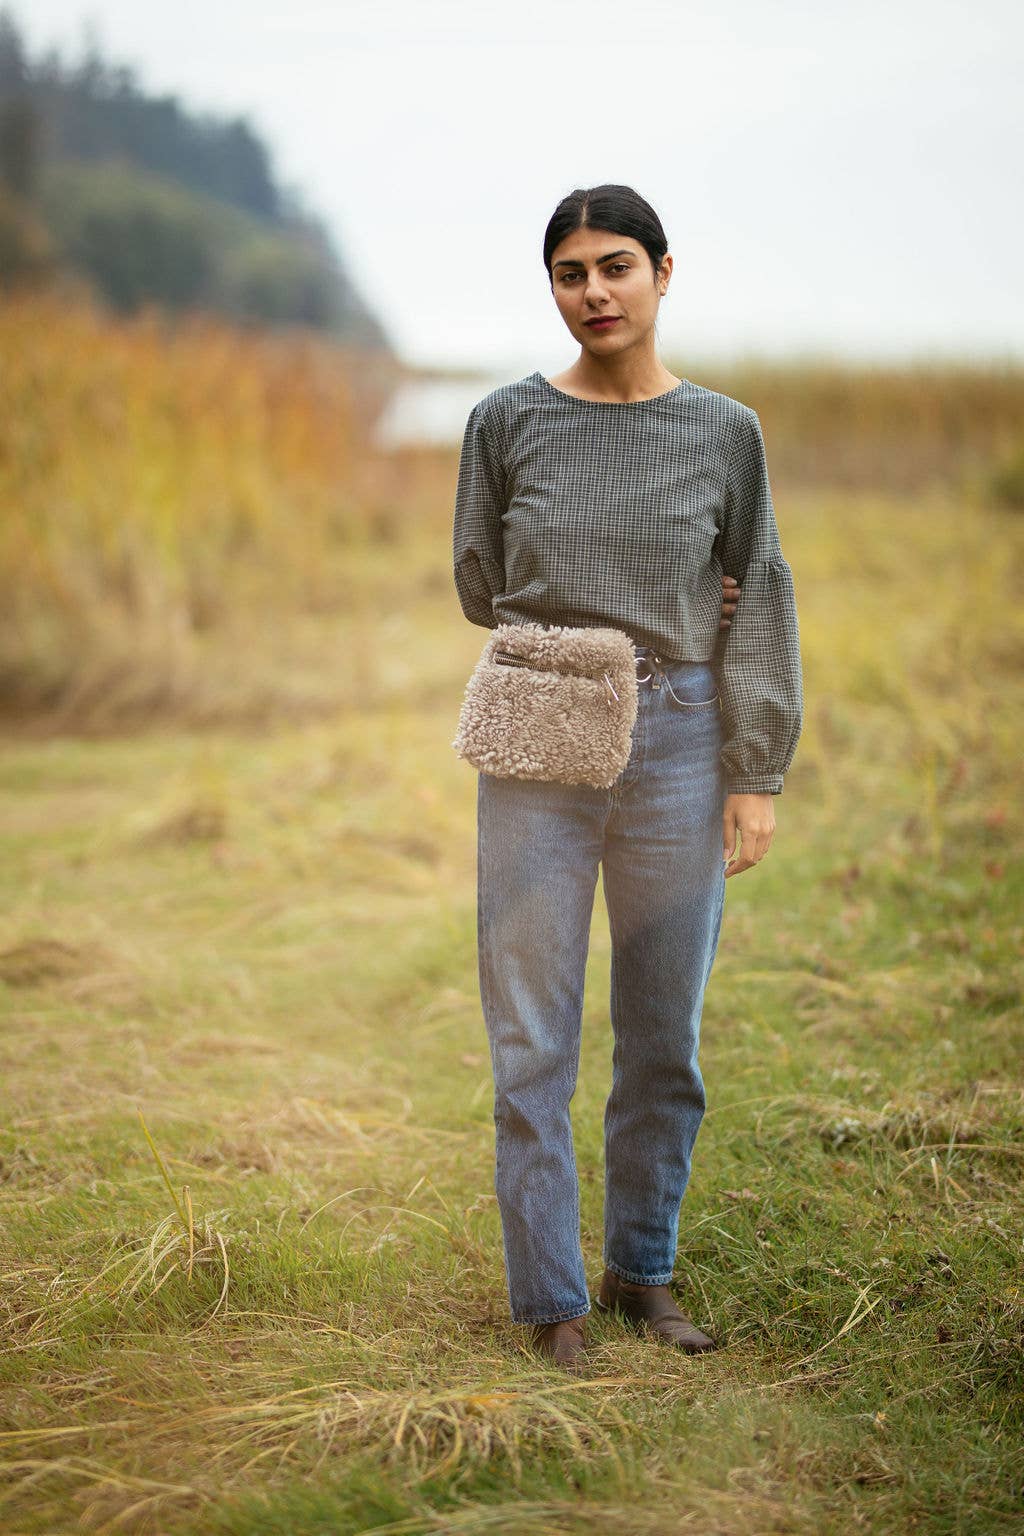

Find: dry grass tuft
<box><xmin>0</xmin><ymin>937</ymin><xmax>102</xmax><ymax>987</ymax></box>
<box><xmin>140</xmin><ymin>798</ymin><xmax>228</xmax><ymax>845</ymax></box>
<box><xmin>817</xmin><ymin>1102</ymin><xmax>984</xmax><ymax>1152</ymax></box>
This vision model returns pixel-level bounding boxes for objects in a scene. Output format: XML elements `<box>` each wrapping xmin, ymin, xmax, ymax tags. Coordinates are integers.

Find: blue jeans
<box><xmin>476</xmin><ymin>644</ymin><xmax>727</xmax><ymax>1325</ymax></box>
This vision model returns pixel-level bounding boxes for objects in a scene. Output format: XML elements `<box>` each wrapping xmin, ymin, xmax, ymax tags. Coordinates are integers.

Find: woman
<box><xmin>452</xmin><ymin>184</ymin><xmax>803</xmax><ymax>1373</ymax></box>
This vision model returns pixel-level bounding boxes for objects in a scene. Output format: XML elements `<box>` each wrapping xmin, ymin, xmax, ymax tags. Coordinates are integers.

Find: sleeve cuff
<box><xmin>725</xmin><ymin>775</ymin><xmax>784</xmax><ymax>795</ymax></box>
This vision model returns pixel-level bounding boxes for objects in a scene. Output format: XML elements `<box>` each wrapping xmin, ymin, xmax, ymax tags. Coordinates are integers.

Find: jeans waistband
<box><xmin>632</xmin><ymin>644</ymin><xmax>715</xmax><ymax>689</ymax></box>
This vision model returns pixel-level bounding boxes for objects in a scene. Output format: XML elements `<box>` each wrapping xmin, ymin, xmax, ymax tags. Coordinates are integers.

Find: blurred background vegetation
<box><xmin>0</xmin><ymin>7</ymin><xmax>390</xmax><ymax>345</ymax></box>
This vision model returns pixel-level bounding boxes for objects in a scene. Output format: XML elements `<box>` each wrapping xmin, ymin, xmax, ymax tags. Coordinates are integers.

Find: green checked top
<box><xmin>452</xmin><ymin>371</ymin><xmax>803</xmax><ymax>796</ymax></box>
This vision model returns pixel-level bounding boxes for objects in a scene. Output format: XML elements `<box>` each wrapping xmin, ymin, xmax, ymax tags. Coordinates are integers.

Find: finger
<box><xmin>751</xmin><ymin>833</ymin><xmax>770</xmax><ymax>864</ymax></box>
<box><xmin>724</xmin><ymin>853</ymin><xmax>755</xmax><ymax>878</ymax></box>
<box><xmin>725</xmin><ymin>824</ymin><xmax>771</xmax><ymax>874</ymax></box>
<box><xmin>723</xmin><ymin>826</ymin><xmax>749</xmax><ymax>874</ymax></box>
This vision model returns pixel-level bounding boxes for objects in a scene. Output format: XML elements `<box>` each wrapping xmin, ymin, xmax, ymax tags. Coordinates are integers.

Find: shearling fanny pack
<box><xmin>451</xmin><ymin>622</ymin><xmax>640</xmax><ymax>789</ymax></box>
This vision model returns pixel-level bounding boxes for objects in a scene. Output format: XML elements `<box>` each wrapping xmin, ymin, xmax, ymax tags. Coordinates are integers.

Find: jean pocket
<box><xmin>661</xmin><ymin>672</ymin><xmax>720</xmax><ymax>711</ymax></box>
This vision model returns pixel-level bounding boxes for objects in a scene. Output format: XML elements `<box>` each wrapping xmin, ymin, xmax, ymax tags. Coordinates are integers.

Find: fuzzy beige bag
<box><xmin>451</xmin><ymin>622</ymin><xmax>640</xmax><ymax>789</ymax></box>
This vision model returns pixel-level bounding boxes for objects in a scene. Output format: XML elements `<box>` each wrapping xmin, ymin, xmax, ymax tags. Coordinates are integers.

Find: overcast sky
<box><xmin>18</xmin><ymin>0</ymin><xmax>1024</xmax><ymax>375</ymax></box>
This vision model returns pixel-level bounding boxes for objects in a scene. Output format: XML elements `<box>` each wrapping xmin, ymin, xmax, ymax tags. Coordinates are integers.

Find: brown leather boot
<box><xmin>528</xmin><ymin>1315</ymin><xmax>588</xmax><ymax>1373</ymax></box>
<box><xmin>595</xmin><ymin>1268</ymin><xmax>718</xmax><ymax>1352</ymax></box>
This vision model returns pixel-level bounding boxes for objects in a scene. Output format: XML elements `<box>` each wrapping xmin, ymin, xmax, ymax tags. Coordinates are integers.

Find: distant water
<box><xmin>372</xmin><ymin>370</ymin><xmax>525</xmax><ymax>448</ymax></box>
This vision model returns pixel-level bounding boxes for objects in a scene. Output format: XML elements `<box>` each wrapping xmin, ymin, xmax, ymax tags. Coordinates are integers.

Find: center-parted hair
<box><xmin>543</xmin><ymin>185</ymin><xmax>669</xmax><ymax>288</ymax></box>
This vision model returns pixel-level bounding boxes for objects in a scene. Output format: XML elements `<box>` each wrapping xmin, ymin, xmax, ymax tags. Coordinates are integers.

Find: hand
<box><xmin>720</xmin><ymin>574</ymin><xmax>741</xmax><ymax>630</ymax></box>
<box><xmin>723</xmin><ymin>793</ymin><xmax>775</xmax><ymax>877</ymax></box>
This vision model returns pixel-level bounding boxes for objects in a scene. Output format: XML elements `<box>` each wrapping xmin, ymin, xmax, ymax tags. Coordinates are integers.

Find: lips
<box><xmin>585</xmin><ymin>317</ymin><xmax>620</xmax><ymax>330</ymax></box>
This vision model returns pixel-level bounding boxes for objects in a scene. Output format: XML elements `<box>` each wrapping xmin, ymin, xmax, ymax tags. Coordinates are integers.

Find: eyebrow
<box><xmin>552</xmin><ymin>249</ymin><xmax>634</xmax><ymax>270</ymax></box>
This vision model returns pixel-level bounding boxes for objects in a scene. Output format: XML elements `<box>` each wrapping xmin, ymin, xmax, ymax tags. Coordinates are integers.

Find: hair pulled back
<box><xmin>542</xmin><ymin>184</ymin><xmax>669</xmax><ymax>288</ymax></box>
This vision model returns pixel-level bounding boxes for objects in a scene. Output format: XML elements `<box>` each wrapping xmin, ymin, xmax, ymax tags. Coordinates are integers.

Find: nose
<box><xmin>583</xmin><ymin>272</ymin><xmax>611</xmax><ymax>308</ymax></box>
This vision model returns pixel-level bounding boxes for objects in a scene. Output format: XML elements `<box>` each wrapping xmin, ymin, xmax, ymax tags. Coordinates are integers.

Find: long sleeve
<box><xmin>712</xmin><ymin>408</ymin><xmax>804</xmax><ymax>795</ymax></box>
<box><xmin>452</xmin><ymin>400</ymin><xmax>507</xmax><ymax>629</ymax></box>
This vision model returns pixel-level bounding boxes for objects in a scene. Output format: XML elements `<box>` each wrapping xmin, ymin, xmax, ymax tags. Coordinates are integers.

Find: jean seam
<box><xmin>514</xmin><ymin>1302</ymin><xmax>592</xmax><ymax>1325</ymax></box>
<box><xmin>603</xmin><ymin>885</ymin><xmax>678</xmax><ymax>1289</ymax></box>
<box><xmin>477</xmin><ymin>782</ymin><xmax>503</xmax><ymax>1191</ymax></box>
<box><xmin>603</xmin><ymin>875</ymin><xmax>624</xmax><ymax>1279</ymax></box>
<box><xmin>603</xmin><ymin>1261</ymin><xmax>675</xmax><ymax>1286</ymax></box>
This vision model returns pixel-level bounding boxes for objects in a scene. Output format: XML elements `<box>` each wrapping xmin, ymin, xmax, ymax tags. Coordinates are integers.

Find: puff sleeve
<box><xmin>452</xmin><ymin>400</ymin><xmax>508</xmax><ymax>629</ymax></box>
<box><xmin>712</xmin><ymin>408</ymin><xmax>804</xmax><ymax>795</ymax></box>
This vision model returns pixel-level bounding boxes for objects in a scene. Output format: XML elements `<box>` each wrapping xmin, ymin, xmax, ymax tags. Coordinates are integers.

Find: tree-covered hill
<box><xmin>0</xmin><ymin>7</ymin><xmax>392</xmax><ymax>348</ymax></box>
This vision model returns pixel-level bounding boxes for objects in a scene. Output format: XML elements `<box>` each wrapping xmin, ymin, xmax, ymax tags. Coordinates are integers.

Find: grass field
<box><xmin>1</xmin><ymin>296</ymin><xmax>1022</xmax><ymax>1534</ymax></box>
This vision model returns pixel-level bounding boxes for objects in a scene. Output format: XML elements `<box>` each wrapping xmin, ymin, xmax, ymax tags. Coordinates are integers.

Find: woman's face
<box><xmin>548</xmin><ymin>227</ymin><xmax>670</xmax><ymax>356</ymax></box>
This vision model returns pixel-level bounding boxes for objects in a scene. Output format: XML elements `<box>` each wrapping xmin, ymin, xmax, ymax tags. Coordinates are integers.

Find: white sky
<box><xmin>18</xmin><ymin>0</ymin><xmax>1024</xmax><ymax>374</ymax></box>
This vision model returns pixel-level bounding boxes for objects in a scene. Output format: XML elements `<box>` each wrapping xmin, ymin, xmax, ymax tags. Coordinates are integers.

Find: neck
<box><xmin>565</xmin><ymin>344</ymin><xmax>680</xmax><ymax>403</ymax></box>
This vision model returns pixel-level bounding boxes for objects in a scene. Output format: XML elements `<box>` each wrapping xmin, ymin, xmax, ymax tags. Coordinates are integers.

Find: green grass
<box><xmin>1</xmin><ymin>484</ymin><xmax>1022</xmax><ymax>1535</ymax></box>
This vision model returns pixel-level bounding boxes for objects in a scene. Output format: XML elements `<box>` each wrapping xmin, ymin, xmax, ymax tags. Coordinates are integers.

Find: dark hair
<box><xmin>543</xmin><ymin>184</ymin><xmax>668</xmax><ymax>288</ymax></box>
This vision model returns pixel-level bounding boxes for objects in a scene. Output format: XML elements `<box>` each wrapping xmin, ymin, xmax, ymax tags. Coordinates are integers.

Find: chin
<box><xmin>582</xmin><ymin>329</ymin><xmax>626</xmax><ymax>346</ymax></box>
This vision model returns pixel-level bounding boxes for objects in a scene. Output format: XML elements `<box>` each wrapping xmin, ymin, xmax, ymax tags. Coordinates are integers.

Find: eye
<box><xmin>559</xmin><ymin>263</ymin><xmax>631</xmax><ymax>284</ymax></box>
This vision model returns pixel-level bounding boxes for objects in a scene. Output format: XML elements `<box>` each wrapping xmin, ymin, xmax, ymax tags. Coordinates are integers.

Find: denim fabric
<box><xmin>476</xmin><ymin>642</ymin><xmax>728</xmax><ymax>1324</ymax></box>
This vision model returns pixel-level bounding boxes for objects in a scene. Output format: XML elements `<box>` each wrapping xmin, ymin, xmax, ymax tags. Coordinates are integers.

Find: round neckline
<box><xmin>533</xmin><ymin>370</ymin><xmax>689</xmax><ymax>406</ymax></box>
